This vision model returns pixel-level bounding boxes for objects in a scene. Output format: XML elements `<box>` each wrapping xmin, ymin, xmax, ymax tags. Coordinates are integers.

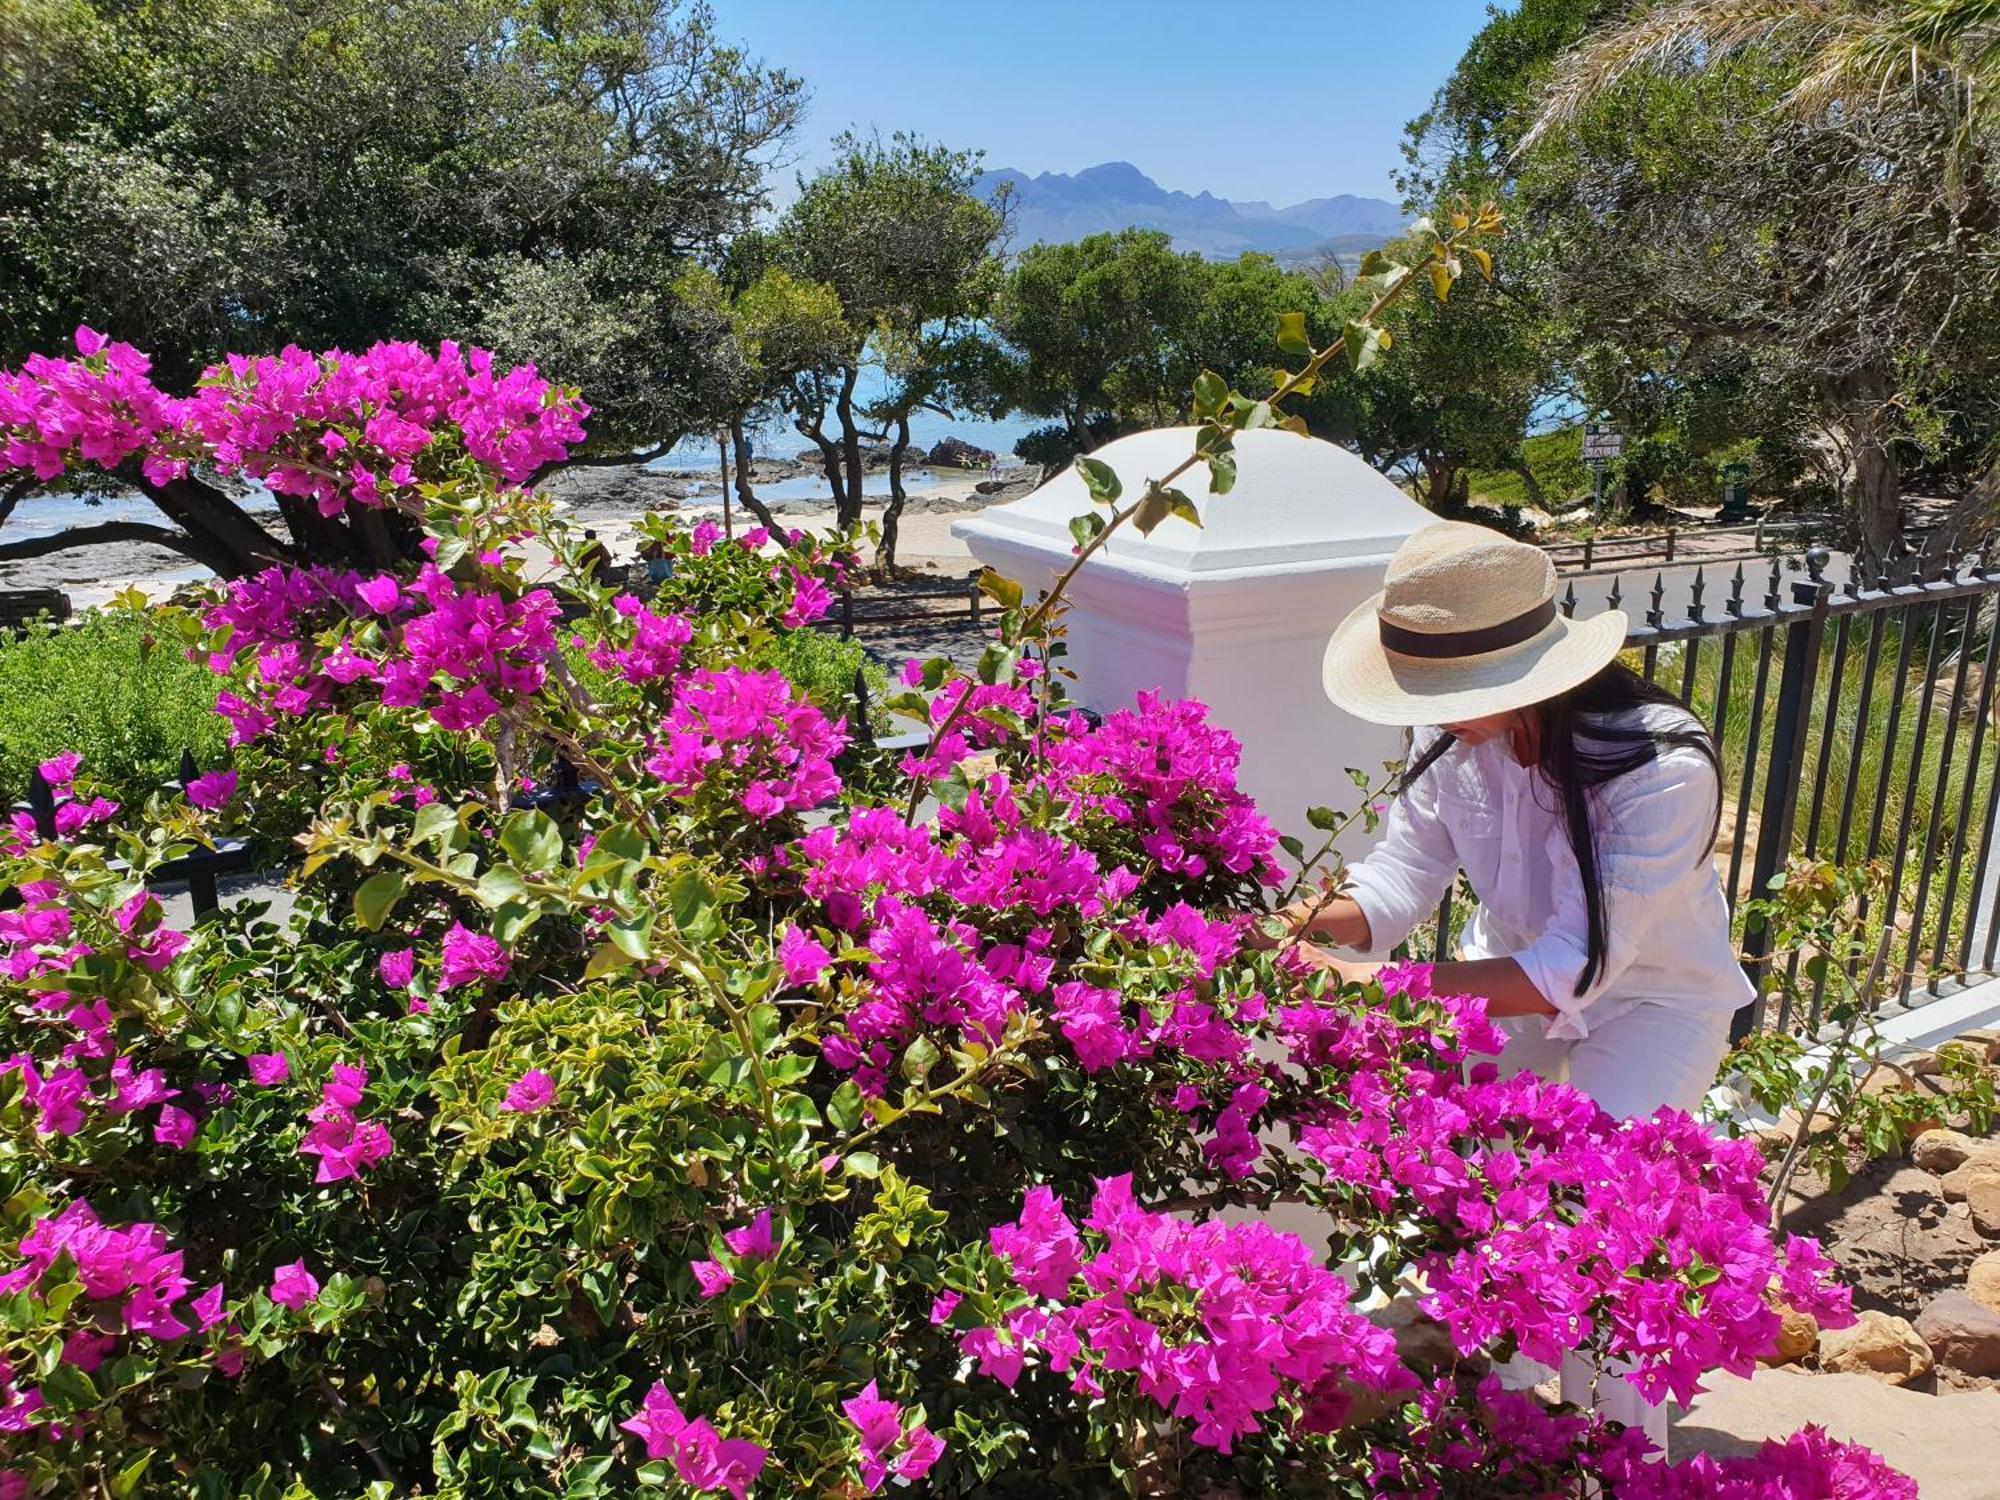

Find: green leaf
<box><xmin>901</xmin><ymin>1035</ymin><xmax>940</xmax><ymax>1086</ymax></box>
<box><xmin>110</xmin><ymin>1452</ymin><xmax>153</xmax><ymax>1498</ymax></box>
<box><xmin>431</xmin><ymin>534</ymin><xmax>470</xmax><ymax>572</ymax></box>
<box><xmin>411</xmin><ymin>802</ymin><xmax>459</xmax><ymax>849</ymax></box>
<box><xmin>1343</xmin><ymin>321</ymin><xmax>1385</xmax><ymax>373</ymax></box>
<box><xmin>584</xmin><ymin>941</ymin><xmax>635</xmax><ymax>980</ymax></box>
<box><xmin>352</xmin><ymin>870</ymin><xmax>407</xmax><ymax>932</ymax></box>
<box><xmin>978</xmin><ymin>568</ymin><xmax>1023</xmax><ymax>611</ymax></box>
<box><xmin>827</xmin><ymin>1080</ymin><xmax>864</xmax><ymax>1133</ymax></box>
<box><xmin>1075</xmin><ymin>456</ymin><xmax>1122</xmax><ymax>504</ymax></box>
<box><xmin>475</xmin><ymin>866</ymin><xmax>531</xmax><ymax>910</ymax></box>
<box><xmin>1069</xmin><ymin>511</ymin><xmax>1108</xmax><ymax>550</ymax></box>
<box><xmin>1357</xmin><ymin>249</ymin><xmax>1393</xmax><ymax>277</ymax></box>
<box><xmin>1274</xmin><ymin>310</ymin><xmax>1311</xmax><ymax>356</ymax></box>
<box><xmin>666</xmin><ymin>870</ymin><xmax>721</xmax><ymax>943</ymax></box>
<box><xmin>1278</xmin><ymin>834</ymin><xmax>1305</xmax><ymax>859</ymax></box>
<box><xmin>1306</xmin><ymin>805</ymin><xmax>1340</xmax><ymax>832</ymax></box>
<box><xmin>1192</xmin><ymin>369</ymin><xmax>1227</xmax><ymax>418</ymax></box>
<box><xmin>1132</xmin><ymin>487</ymin><xmax>1171</xmax><ymax>536</ymax></box>
<box><xmin>1204</xmin><ymin>449</ymin><xmax>1238</xmax><ymax>495</ymax></box>
<box><xmin>499</xmin><ymin>810</ymin><xmax>562</xmax><ymax>872</ymax></box>
<box><xmin>1427</xmin><ymin>261</ymin><xmax>1453</xmax><ymax>302</ymax></box>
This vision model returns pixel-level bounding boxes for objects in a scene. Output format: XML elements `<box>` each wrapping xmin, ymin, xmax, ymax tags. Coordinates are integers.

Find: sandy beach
<box><xmin>0</xmin><ymin>466</ymin><xmax>1029</xmax><ymax>612</ymax></box>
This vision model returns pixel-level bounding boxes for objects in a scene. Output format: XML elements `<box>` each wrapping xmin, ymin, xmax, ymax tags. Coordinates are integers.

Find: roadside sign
<box><xmin>1582</xmin><ymin>422</ymin><xmax>1624</xmax><ymax>464</ymax></box>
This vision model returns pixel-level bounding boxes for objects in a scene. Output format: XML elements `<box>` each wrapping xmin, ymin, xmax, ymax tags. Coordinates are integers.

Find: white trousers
<box><xmin>1489</xmin><ymin>1003</ymin><xmax>1735</xmax><ymax>1456</ymax></box>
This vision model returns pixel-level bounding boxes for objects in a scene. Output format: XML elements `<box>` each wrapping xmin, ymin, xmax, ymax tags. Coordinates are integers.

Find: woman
<box><xmin>1274</xmin><ymin>520</ymin><xmax>1753</xmax><ymax>1447</ymax></box>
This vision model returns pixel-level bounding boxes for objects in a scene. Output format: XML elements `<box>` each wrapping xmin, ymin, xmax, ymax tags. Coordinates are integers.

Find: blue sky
<box><xmin>723</xmin><ymin>0</ymin><xmax>1502</xmax><ymax>206</ymax></box>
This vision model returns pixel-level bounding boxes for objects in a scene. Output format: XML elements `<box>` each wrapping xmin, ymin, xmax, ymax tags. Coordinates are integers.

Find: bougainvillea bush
<box><xmin>0</xmin><ymin>331</ymin><xmax>1910</xmax><ymax>1498</ymax></box>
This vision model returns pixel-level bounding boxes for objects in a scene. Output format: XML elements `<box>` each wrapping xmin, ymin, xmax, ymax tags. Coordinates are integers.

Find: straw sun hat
<box><xmin>1321</xmin><ymin>521</ymin><xmax>1628</xmax><ymax>726</ymax></box>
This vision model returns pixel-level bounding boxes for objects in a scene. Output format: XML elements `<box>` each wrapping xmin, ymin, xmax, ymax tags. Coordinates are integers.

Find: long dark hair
<box><xmin>1400</xmin><ymin>663</ymin><xmax>1721</xmax><ymax>995</ymax></box>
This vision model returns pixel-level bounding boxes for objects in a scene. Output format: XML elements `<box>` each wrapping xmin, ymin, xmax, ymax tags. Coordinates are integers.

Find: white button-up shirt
<box><xmin>1343</xmin><ymin>706</ymin><xmax>1755</xmax><ymax>1041</ymax></box>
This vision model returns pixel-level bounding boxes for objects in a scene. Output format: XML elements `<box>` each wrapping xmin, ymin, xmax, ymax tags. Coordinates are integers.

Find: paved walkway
<box><xmin>1674</xmin><ymin>1367</ymin><xmax>2000</xmax><ymax>1497</ymax></box>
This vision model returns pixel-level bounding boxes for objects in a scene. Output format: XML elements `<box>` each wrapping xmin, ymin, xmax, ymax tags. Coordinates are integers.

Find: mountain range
<box><xmin>971</xmin><ymin>161</ymin><xmax>1407</xmax><ymax>262</ymax></box>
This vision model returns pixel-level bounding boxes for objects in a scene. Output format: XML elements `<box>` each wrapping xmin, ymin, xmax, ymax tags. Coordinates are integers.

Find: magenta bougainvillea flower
<box><xmin>184</xmin><ymin>770</ymin><xmax>238</xmax><ymax>810</ymax></box>
<box><xmin>502</xmin><ymin>1070</ymin><xmax>555</xmax><ymax>1113</ymax></box>
<box><xmin>268</xmin><ymin>1261</ymin><xmax>319</xmax><ymax>1311</ymax></box>
<box><xmin>619</xmin><ymin>1382</ymin><xmax>765</xmax><ymax>1500</ymax></box>
<box><xmin>438</xmin><ymin>924</ymin><xmax>509</xmax><ymax>990</ymax></box>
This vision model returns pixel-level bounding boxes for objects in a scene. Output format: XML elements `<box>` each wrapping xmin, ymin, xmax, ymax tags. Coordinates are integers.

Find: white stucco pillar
<box><xmin>953</xmin><ymin>426</ymin><xmax>1435</xmax><ymax>856</ymax></box>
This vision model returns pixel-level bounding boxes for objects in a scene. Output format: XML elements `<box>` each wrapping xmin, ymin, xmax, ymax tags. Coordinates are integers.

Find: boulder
<box><xmin>1939</xmin><ymin>1154</ymin><xmax>2000</xmax><ymax>1202</ymax></box>
<box><xmin>1759</xmin><ymin>1296</ymin><xmax>1819</xmax><ymax>1366</ymax></box>
<box><xmin>1914</xmin><ymin>1128</ymin><xmax>1981</xmax><ymax>1173</ymax></box>
<box><xmin>1816</xmin><ymin>1310</ymin><xmax>1934</xmax><ymax>1385</ymax></box>
<box><xmin>1373</xmin><ymin>1295</ymin><xmax>1463</xmax><ymax>1374</ymax></box>
<box><xmin>1971</xmin><ymin>1176</ymin><xmax>2000</xmax><ymax>1238</ymax></box>
<box><xmin>1970</xmin><ymin>1249</ymin><xmax>2000</xmax><ymax>1315</ymax></box>
<box><xmin>926</xmin><ymin>435</ymin><xmax>995</xmax><ymax>469</ymax></box>
<box><xmin>1952</xmin><ymin>1027</ymin><xmax>2000</xmax><ymax>1063</ymax></box>
<box><xmin>1915</xmin><ymin>1291</ymin><xmax>2000</xmax><ymax>1376</ymax></box>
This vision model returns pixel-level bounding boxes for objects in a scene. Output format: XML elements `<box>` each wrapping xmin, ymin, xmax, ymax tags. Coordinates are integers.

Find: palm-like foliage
<box><xmin>1521</xmin><ymin>0</ymin><xmax>2000</xmax><ymax>181</ymax></box>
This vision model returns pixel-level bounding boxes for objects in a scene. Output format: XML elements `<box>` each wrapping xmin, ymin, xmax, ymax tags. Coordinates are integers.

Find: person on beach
<box><xmin>1267</xmin><ymin>520</ymin><xmax>1752</xmax><ymax>1449</ymax></box>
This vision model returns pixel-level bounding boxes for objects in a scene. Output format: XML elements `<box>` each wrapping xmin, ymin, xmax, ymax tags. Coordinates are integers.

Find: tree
<box><xmin>983</xmin><ymin>235</ymin><xmax>1354</xmax><ymax>472</ymax></box>
<box><xmin>985</xmin><ymin>230</ymin><xmax>1208</xmax><ymax>463</ymax></box>
<box><xmin>773</xmin><ymin>134</ymin><xmax>1004</xmax><ymax>532</ymax></box>
<box><xmin>0</xmin><ymin>0</ymin><xmax>801</xmax><ymax>574</ymax></box>
<box><xmin>1304</xmin><ymin>241</ymin><xmax>1551</xmax><ymax>516</ymax></box>
<box><xmin>1412</xmin><ymin>0</ymin><xmax>2000</xmax><ymax>558</ymax></box>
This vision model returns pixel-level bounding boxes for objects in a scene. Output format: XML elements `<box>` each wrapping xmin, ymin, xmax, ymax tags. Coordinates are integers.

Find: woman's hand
<box><xmin>1243</xmin><ymin>899</ymin><xmax>1316</xmax><ymax>952</ymax></box>
<box><xmin>1290</xmin><ymin>944</ymin><xmax>1380</xmax><ymax>989</ymax></box>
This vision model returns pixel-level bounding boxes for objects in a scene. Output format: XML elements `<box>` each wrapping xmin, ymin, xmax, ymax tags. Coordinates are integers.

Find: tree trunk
<box><xmin>729</xmin><ymin>416</ymin><xmax>782</xmax><ymax>535</ymax></box>
<box><xmin>1420</xmin><ymin>453</ymin><xmax>1458</xmax><ymax>511</ymax></box>
<box><xmin>835</xmin><ymin>364</ymin><xmax>865</xmax><ymax>530</ymax></box>
<box><xmin>797</xmin><ymin>412</ymin><xmax>847</xmax><ymax>518</ymax></box>
<box><xmin>136</xmin><ymin>473</ymin><xmax>298</xmax><ymax>575</ymax></box>
<box><xmin>878</xmin><ymin>413</ymin><xmax>912</xmax><ymax>574</ymax></box>
<box><xmin>1824</xmin><ymin>364</ymin><xmax>1902</xmax><ymax>565</ymax></box>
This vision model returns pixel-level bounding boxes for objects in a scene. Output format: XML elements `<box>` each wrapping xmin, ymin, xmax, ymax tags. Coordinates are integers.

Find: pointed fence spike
<box><xmin>1561</xmin><ymin>582</ymin><xmax>1577</xmax><ymax>618</ymax></box>
<box><xmin>1689</xmin><ymin>566</ymin><xmax>1707</xmax><ymax>622</ymax></box>
<box><xmin>178</xmin><ymin>747</ymin><xmax>198</xmax><ymax>788</ymax></box>
<box><xmin>1764</xmin><ymin>555</ymin><xmax>1783</xmax><ymax>611</ymax></box>
<box><xmin>1727</xmin><ymin>564</ymin><xmax>1746</xmax><ymax>617</ymax></box>
<box><xmin>26</xmin><ymin>766</ymin><xmax>56</xmax><ymax>841</ymax></box>
<box><xmin>1607</xmin><ymin>574</ymin><xmax>1623</xmax><ymax>611</ymax></box>
<box><xmin>1647</xmin><ymin>571</ymin><xmax>1666</xmax><ymax>627</ymax></box>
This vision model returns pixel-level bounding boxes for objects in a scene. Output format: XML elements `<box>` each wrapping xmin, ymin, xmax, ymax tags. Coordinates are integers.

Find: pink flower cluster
<box><xmin>1271</xmin><ymin>967</ymin><xmax>1853</xmax><ymax>1408</ymax></box>
<box><xmin>645</xmin><ymin>667</ymin><xmax>847</xmax><ymax>821</ymax></box>
<box><xmin>620</xmin><ymin>1383</ymin><xmax>766</xmax><ymax>1499</ymax></box>
<box><xmin>203</xmin><ymin>562</ymin><xmax>559</xmax><ymax>737</ymax></box>
<box><xmin>1597</xmin><ymin>1424</ymin><xmax>1919</xmax><ymax>1499</ymax></box>
<box><xmin>0</xmin><ymin>1201</ymin><xmax>232</xmax><ymax>1438</ymax></box>
<box><xmin>593</xmin><ymin>596</ymin><xmax>695</xmax><ymax>684</ymax></box>
<box><xmin>967</xmin><ymin>1176</ymin><xmax>1409</xmax><ymax>1453</ymax></box>
<box><xmin>1</xmin><ymin>329</ymin><xmax>589</xmax><ymax>513</ymax></box>
<box><xmin>842</xmin><ymin>1380</ymin><xmax>944</xmax><ymax>1492</ymax></box>
<box><xmin>0</xmin><ymin>328</ymin><xmax>181</xmax><ymax>484</ymax></box>
<box><xmin>299</xmin><ymin>1063</ymin><xmax>394</xmax><ymax>1184</ymax></box>
<box><xmin>4</xmin><ymin>753</ymin><xmax>118</xmax><ymax>854</ymax></box>
<box><xmin>1045</xmin><ymin>692</ymin><xmax>1282</xmax><ymax>886</ymax></box>
<box><xmin>691</xmin><ymin>1209</ymin><xmax>777</xmax><ymax>1299</ymax></box>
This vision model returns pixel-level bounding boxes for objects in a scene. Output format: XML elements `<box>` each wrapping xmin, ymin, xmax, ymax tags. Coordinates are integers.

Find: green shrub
<box><xmin>0</xmin><ymin>610</ymin><xmax>227</xmax><ymax>804</ymax></box>
<box><xmin>762</xmin><ymin>627</ymin><xmax>889</xmax><ymax>731</ymax></box>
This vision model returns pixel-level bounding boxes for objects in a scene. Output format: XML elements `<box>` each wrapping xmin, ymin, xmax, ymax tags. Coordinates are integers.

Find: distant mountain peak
<box><xmin>974</xmin><ymin>161</ymin><xmax>1406</xmax><ymax>262</ymax></box>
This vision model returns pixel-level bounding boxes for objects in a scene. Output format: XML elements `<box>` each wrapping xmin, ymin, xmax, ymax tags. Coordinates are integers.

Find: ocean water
<box><xmin>8</xmin><ymin>488</ymin><xmax>280</xmax><ymax>539</ymax></box>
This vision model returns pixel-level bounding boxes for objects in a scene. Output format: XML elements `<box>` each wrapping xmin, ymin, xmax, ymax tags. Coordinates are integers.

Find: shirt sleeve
<box><xmin>1341</xmin><ymin>747</ymin><xmax>1462</xmax><ymax>957</ymax></box>
<box><xmin>1512</xmin><ymin>745</ymin><xmax>1720</xmax><ymax>1040</ymax></box>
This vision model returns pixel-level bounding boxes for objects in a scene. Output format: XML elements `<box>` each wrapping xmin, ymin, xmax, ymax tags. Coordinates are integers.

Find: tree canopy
<box><xmin>0</xmin><ymin>0</ymin><xmax>802</xmax><ymax>572</ymax></box>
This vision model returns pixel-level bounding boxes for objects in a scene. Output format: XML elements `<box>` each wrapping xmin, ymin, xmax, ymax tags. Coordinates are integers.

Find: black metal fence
<box><xmin>1421</xmin><ymin>545</ymin><xmax>2000</xmax><ymax>1037</ymax></box>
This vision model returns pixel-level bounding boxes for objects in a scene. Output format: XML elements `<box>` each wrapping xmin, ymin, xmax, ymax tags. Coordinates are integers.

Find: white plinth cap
<box><xmin>953</xmin><ymin>426</ymin><xmax>1432</xmax><ymax>581</ymax></box>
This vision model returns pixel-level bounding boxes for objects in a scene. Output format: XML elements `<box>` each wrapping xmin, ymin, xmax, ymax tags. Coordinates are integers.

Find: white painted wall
<box><xmin>953</xmin><ymin>427</ymin><xmax>1436</xmax><ymax>853</ymax></box>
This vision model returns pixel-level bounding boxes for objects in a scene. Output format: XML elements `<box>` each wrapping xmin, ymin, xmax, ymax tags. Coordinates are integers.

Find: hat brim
<box><xmin>1322</xmin><ymin>591</ymin><xmax>1629</xmax><ymax>726</ymax></box>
